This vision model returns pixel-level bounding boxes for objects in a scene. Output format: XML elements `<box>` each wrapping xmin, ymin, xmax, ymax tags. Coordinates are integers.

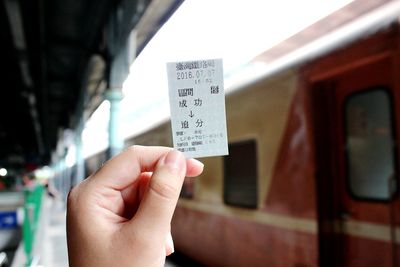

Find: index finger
<box><xmin>89</xmin><ymin>146</ymin><xmax>203</xmax><ymax>190</ymax></box>
<box><xmin>90</xmin><ymin>146</ymin><xmax>171</xmax><ymax>190</ymax></box>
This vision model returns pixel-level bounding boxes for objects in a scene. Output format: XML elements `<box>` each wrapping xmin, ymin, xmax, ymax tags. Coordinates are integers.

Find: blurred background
<box><xmin>0</xmin><ymin>0</ymin><xmax>399</xmax><ymax>266</ymax></box>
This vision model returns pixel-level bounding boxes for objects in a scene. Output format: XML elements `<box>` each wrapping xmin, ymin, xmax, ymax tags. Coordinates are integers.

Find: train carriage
<box><xmin>122</xmin><ymin>24</ymin><xmax>400</xmax><ymax>267</ymax></box>
<box><xmin>83</xmin><ymin>15</ymin><xmax>400</xmax><ymax>267</ymax></box>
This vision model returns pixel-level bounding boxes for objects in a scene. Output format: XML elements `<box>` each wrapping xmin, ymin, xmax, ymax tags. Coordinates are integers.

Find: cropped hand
<box><xmin>66</xmin><ymin>146</ymin><xmax>203</xmax><ymax>267</ymax></box>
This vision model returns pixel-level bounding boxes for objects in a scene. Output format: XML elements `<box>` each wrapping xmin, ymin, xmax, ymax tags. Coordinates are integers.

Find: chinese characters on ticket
<box><xmin>167</xmin><ymin>58</ymin><xmax>228</xmax><ymax>158</ymax></box>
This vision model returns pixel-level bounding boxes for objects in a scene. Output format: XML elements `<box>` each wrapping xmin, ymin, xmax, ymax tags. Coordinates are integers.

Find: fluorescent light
<box><xmin>0</xmin><ymin>168</ymin><xmax>8</xmax><ymax>177</ymax></box>
<box><xmin>34</xmin><ymin>166</ymin><xmax>54</xmax><ymax>180</ymax></box>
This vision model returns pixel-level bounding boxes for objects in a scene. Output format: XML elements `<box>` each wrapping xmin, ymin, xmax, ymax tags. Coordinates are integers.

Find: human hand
<box><xmin>66</xmin><ymin>146</ymin><xmax>204</xmax><ymax>267</ymax></box>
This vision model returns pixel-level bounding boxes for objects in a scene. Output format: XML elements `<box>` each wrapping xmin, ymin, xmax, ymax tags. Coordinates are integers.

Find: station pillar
<box><xmin>105</xmin><ymin>89</ymin><xmax>124</xmax><ymax>158</ymax></box>
<box><xmin>105</xmin><ymin>27</ymin><xmax>135</xmax><ymax>158</ymax></box>
<box><xmin>74</xmin><ymin>120</ymin><xmax>85</xmax><ymax>184</ymax></box>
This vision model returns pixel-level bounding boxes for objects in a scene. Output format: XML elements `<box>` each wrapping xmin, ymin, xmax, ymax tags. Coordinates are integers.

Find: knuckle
<box><xmin>126</xmin><ymin>145</ymin><xmax>136</xmax><ymax>153</ymax></box>
<box><xmin>67</xmin><ymin>186</ymin><xmax>78</xmax><ymax>206</ymax></box>
<box><xmin>126</xmin><ymin>145</ymin><xmax>141</xmax><ymax>155</ymax></box>
<box><xmin>149</xmin><ymin>180</ymin><xmax>179</xmax><ymax>200</ymax></box>
<box><xmin>67</xmin><ymin>181</ymin><xmax>88</xmax><ymax>207</ymax></box>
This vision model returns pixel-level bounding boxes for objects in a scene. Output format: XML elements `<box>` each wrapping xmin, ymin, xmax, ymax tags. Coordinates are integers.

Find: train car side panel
<box><xmin>264</xmin><ymin>85</ymin><xmax>317</xmax><ymax>219</ymax></box>
<box><xmin>172</xmin><ymin>206</ymin><xmax>317</xmax><ymax>267</ymax></box>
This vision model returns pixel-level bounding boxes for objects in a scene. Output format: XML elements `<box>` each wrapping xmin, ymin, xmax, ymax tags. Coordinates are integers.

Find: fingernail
<box><xmin>164</xmin><ymin>150</ymin><xmax>184</xmax><ymax>169</ymax></box>
<box><xmin>167</xmin><ymin>232</ymin><xmax>175</xmax><ymax>254</ymax></box>
<box><xmin>189</xmin><ymin>158</ymin><xmax>204</xmax><ymax>169</ymax></box>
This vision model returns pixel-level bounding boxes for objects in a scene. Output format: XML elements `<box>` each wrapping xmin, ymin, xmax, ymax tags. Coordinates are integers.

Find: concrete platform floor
<box><xmin>34</xmin><ymin>197</ymin><xmax>186</xmax><ymax>267</ymax></box>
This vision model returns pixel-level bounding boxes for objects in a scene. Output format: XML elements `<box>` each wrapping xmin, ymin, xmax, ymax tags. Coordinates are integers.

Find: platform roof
<box><xmin>0</xmin><ymin>0</ymin><xmax>180</xmax><ymax>170</ymax></box>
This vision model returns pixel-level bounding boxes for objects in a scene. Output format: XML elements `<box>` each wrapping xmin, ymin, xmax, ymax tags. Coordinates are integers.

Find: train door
<box><xmin>310</xmin><ymin>35</ymin><xmax>400</xmax><ymax>266</ymax></box>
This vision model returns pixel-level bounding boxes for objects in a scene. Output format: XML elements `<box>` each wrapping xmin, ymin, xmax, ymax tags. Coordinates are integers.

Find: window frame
<box><xmin>223</xmin><ymin>139</ymin><xmax>258</xmax><ymax>209</ymax></box>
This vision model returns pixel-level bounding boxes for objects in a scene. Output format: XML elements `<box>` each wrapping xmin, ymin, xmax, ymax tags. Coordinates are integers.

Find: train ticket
<box><xmin>167</xmin><ymin>58</ymin><xmax>229</xmax><ymax>158</ymax></box>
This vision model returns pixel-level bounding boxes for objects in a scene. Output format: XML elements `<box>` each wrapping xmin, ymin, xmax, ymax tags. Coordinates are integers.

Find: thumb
<box><xmin>132</xmin><ymin>150</ymin><xmax>186</xmax><ymax>235</ymax></box>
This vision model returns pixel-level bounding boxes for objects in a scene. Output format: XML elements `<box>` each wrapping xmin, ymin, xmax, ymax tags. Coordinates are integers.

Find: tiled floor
<box><xmin>40</xmin><ymin>198</ymin><xmax>68</xmax><ymax>267</ymax></box>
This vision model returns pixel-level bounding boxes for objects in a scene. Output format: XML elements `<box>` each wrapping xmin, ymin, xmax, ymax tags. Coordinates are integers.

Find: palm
<box><xmin>90</xmin><ymin>173</ymin><xmax>151</xmax><ymax>225</ymax></box>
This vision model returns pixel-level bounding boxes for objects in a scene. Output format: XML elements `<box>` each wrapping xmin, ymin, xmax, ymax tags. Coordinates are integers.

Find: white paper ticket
<box><xmin>167</xmin><ymin>58</ymin><xmax>228</xmax><ymax>158</ymax></box>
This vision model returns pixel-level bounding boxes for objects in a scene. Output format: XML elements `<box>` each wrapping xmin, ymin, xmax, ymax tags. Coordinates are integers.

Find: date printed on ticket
<box><xmin>167</xmin><ymin>58</ymin><xmax>229</xmax><ymax>158</ymax></box>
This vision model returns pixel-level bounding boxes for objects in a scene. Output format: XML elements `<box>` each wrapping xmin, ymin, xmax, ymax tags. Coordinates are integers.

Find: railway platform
<box><xmin>8</xmin><ymin>194</ymin><xmax>197</xmax><ymax>267</ymax></box>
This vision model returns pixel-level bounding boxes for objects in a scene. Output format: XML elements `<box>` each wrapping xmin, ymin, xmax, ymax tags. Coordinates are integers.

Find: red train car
<box><xmin>127</xmin><ymin>27</ymin><xmax>400</xmax><ymax>267</ymax></box>
<box><xmin>86</xmin><ymin>3</ymin><xmax>400</xmax><ymax>266</ymax></box>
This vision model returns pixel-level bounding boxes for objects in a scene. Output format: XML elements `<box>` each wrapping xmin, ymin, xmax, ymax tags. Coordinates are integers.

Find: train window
<box><xmin>344</xmin><ymin>88</ymin><xmax>397</xmax><ymax>200</ymax></box>
<box><xmin>224</xmin><ymin>140</ymin><xmax>258</xmax><ymax>208</ymax></box>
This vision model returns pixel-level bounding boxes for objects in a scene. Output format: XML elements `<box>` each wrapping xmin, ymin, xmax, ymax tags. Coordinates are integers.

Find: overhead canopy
<box><xmin>0</xmin><ymin>0</ymin><xmax>181</xmax><ymax>170</ymax></box>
